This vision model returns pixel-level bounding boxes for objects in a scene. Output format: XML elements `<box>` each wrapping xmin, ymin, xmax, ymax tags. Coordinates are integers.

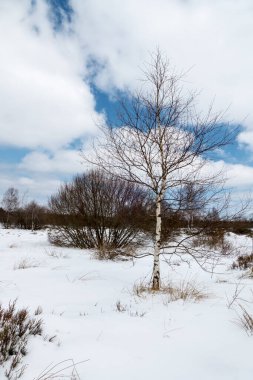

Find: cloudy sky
<box><xmin>1</xmin><ymin>0</ymin><xmax>253</xmax><ymax>204</ymax></box>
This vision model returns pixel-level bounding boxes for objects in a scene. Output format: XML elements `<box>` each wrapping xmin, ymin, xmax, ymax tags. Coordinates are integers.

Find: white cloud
<box><xmin>0</xmin><ymin>0</ymin><xmax>103</xmax><ymax>150</ymax></box>
<box><xmin>19</xmin><ymin>149</ymin><xmax>84</xmax><ymax>173</ymax></box>
<box><xmin>212</xmin><ymin>160</ymin><xmax>253</xmax><ymax>189</ymax></box>
<box><xmin>1</xmin><ymin>0</ymin><xmax>253</xmax><ymax>203</ymax></box>
<box><xmin>72</xmin><ymin>0</ymin><xmax>253</xmax><ymax>132</ymax></box>
<box><xmin>0</xmin><ymin>168</ymin><xmax>62</xmax><ymax>205</ymax></box>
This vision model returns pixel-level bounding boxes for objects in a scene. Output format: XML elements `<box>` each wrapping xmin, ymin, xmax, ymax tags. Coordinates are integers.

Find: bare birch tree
<box><xmin>83</xmin><ymin>50</ymin><xmax>236</xmax><ymax>289</ymax></box>
<box><xmin>2</xmin><ymin>187</ymin><xmax>20</xmax><ymax>228</ymax></box>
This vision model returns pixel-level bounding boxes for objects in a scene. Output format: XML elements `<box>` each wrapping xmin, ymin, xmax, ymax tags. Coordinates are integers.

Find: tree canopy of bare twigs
<box><xmin>82</xmin><ymin>49</ymin><xmax>237</xmax><ymax>289</ymax></box>
<box><xmin>49</xmin><ymin>169</ymin><xmax>150</xmax><ymax>254</ymax></box>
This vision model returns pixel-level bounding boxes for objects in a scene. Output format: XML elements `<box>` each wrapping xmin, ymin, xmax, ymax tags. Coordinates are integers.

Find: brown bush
<box><xmin>231</xmin><ymin>254</ymin><xmax>253</xmax><ymax>270</ymax></box>
<box><xmin>48</xmin><ymin>170</ymin><xmax>151</xmax><ymax>255</ymax></box>
<box><xmin>0</xmin><ymin>300</ymin><xmax>43</xmax><ymax>379</ymax></box>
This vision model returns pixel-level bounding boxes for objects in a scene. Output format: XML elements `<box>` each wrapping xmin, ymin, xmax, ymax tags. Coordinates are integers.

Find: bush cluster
<box><xmin>48</xmin><ymin>170</ymin><xmax>151</xmax><ymax>255</ymax></box>
<box><xmin>231</xmin><ymin>253</ymin><xmax>253</xmax><ymax>270</ymax></box>
<box><xmin>0</xmin><ymin>301</ymin><xmax>43</xmax><ymax>379</ymax></box>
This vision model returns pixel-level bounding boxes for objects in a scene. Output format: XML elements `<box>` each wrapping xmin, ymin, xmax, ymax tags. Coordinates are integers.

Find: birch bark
<box><xmin>152</xmin><ymin>193</ymin><xmax>162</xmax><ymax>289</ymax></box>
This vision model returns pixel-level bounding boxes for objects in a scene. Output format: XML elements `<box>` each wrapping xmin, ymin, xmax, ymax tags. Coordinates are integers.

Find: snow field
<box><xmin>0</xmin><ymin>228</ymin><xmax>252</xmax><ymax>379</ymax></box>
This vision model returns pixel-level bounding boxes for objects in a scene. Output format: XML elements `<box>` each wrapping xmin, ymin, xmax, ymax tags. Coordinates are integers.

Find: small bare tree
<box><xmin>178</xmin><ymin>183</ymin><xmax>206</xmax><ymax>229</ymax></box>
<box><xmin>22</xmin><ymin>201</ymin><xmax>47</xmax><ymax>231</ymax></box>
<box><xmin>2</xmin><ymin>187</ymin><xmax>20</xmax><ymax>228</ymax></box>
<box><xmin>83</xmin><ymin>50</ymin><xmax>236</xmax><ymax>289</ymax></box>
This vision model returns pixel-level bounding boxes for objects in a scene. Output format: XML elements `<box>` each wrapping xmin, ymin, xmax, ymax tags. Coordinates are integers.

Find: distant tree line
<box><xmin>0</xmin><ymin>187</ymin><xmax>49</xmax><ymax>230</ymax></box>
<box><xmin>1</xmin><ymin>169</ymin><xmax>252</xmax><ymax>261</ymax></box>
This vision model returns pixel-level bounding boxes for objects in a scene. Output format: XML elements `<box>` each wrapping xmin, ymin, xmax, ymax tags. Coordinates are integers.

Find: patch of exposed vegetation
<box><xmin>0</xmin><ymin>301</ymin><xmax>43</xmax><ymax>379</ymax></box>
<box><xmin>231</xmin><ymin>254</ymin><xmax>253</xmax><ymax>270</ymax></box>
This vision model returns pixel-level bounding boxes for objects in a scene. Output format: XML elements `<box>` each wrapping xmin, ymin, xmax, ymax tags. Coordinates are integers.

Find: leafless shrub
<box><xmin>13</xmin><ymin>258</ymin><xmax>41</xmax><ymax>270</ymax></box>
<box><xmin>226</xmin><ymin>282</ymin><xmax>245</xmax><ymax>309</ymax></box>
<box><xmin>0</xmin><ymin>301</ymin><xmax>43</xmax><ymax>379</ymax></box>
<box><xmin>236</xmin><ymin>305</ymin><xmax>253</xmax><ymax>336</ymax></box>
<box><xmin>192</xmin><ymin>229</ymin><xmax>232</xmax><ymax>255</ymax></box>
<box><xmin>221</xmin><ymin>241</ymin><xmax>234</xmax><ymax>255</ymax></box>
<box><xmin>48</xmin><ymin>170</ymin><xmax>150</xmax><ymax>257</ymax></box>
<box><xmin>231</xmin><ymin>253</ymin><xmax>253</xmax><ymax>270</ymax></box>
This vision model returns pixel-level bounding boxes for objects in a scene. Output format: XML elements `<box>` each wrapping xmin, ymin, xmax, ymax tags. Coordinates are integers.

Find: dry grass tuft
<box><xmin>94</xmin><ymin>244</ymin><xmax>136</xmax><ymax>262</ymax></box>
<box><xmin>239</xmin><ymin>267</ymin><xmax>253</xmax><ymax>279</ymax></box>
<box><xmin>13</xmin><ymin>258</ymin><xmax>41</xmax><ymax>270</ymax></box>
<box><xmin>133</xmin><ymin>281</ymin><xmax>149</xmax><ymax>298</ymax></box>
<box><xmin>114</xmin><ymin>300</ymin><xmax>146</xmax><ymax>318</ymax></box>
<box><xmin>133</xmin><ymin>278</ymin><xmax>208</xmax><ymax>303</ymax></box>
<box><xmin>165</xmin><ymin>280</ymin><xmax>208</xmax><ymax>302</ymax></box>
<box><xmin>236</xmin><ymin>305</ymin><xmax>253</xmax><ymax>336</ymax></box>
<box><xmin>34</xmin><ymin>306</ymin><xmax>43</xmax><ymax>316</ymax></box>
<box><xmin>33</xmin><ymin>359</ymin><xmax>87</xmax><ymax>380</ymax></box>
<box><xmin>115</xmin><ymin>300</ymin><xmax>127</xmax><ymax>313</ymax></box>
<box><xmin>45</xmin><ymin>249</ymin><xmax>68</xmax><ymax>259</ymax></box>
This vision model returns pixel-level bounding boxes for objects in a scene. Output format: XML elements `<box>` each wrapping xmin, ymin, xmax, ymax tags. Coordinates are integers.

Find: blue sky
<box><xmin>1</xmin><ymin>0</ymin><xmax>253</xmax><ymax>204</ymax></box>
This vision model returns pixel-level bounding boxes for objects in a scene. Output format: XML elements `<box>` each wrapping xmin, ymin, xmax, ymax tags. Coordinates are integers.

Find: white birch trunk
<box><xmin>152</xmin><ymin>194</ymin><xmax>162</xmax><ymax>290</ymax></box>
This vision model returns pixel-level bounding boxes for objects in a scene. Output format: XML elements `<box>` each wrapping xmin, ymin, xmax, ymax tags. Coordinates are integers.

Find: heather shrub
<box><xmin>0</xmin><ymin>301</ymin><xmax>43</xmax><ymax>379</ymax></box>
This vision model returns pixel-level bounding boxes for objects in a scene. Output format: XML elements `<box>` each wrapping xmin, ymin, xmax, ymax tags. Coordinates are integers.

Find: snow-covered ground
<box><xmin>0</xmin><ymin>227</ymin><xmax>253</xmax><ymax>379</ymax></box>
